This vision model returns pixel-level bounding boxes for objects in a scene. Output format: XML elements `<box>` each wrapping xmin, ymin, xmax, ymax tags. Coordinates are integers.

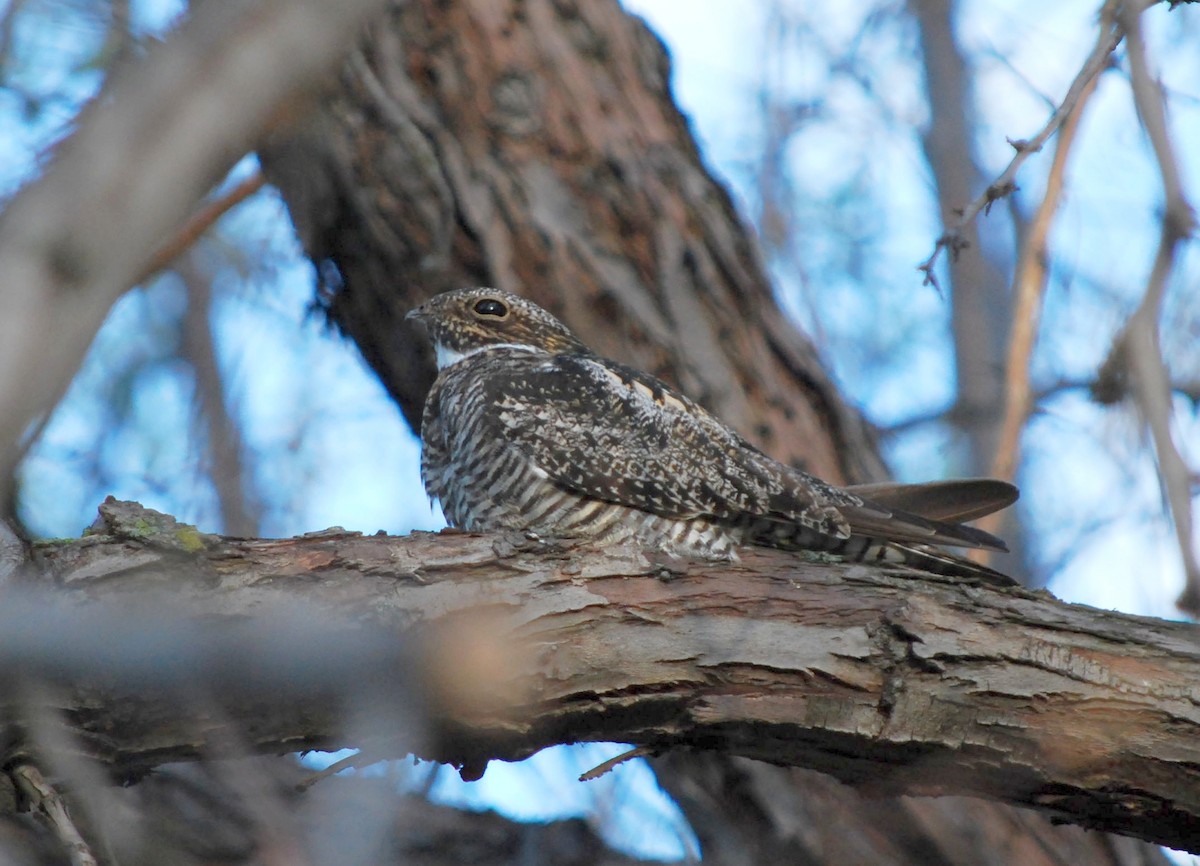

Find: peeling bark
<box><xmin>9</xmin><ymin>503</ymin><xmax>1200</xmax><ymax>853</ymax></box>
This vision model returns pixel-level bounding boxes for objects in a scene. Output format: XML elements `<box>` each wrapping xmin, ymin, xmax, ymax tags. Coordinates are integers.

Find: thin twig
<box><xmin>10</xmin><ymin>762</ymin><xmax>100</xmax><ymax>866</ymax></box>
<box><xmin>976</xmin><ymin>52</ymin><xmax>1103</xmax><ymax>541</ymax></box>
<box><xmin>917</xmin><ymin>0</ymin><xmax>1122</xmax><ymax>289</ymax></box>
<box><xmin>878</xmin><ymin>376</ymin><xmax>1200</xmax><ymax>440</ymax></box>
<box><xmin>1109</xmin><ymin>2</ymin><xmax>1199</xmax><ymax>612</ymax></box>
<box><xmin>135</xmin><ymin>171</ymin><xmax>266</xmax><ymax>285</ymax></box>
<box><xmin>579</xmin><ymin>745</ymin><xmax>656</xmax><ymax>782</ymax></box>
<box><xmin>295</xmin><ymin>750</ymin><xmax>379</xmax><ymax>792</ymax></box>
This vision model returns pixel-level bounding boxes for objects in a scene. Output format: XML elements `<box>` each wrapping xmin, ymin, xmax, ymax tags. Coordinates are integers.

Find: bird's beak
<box><xmin>405</xmin><ymin>305</ymin><xmax>428</xmax><ymax>325</ymax></box>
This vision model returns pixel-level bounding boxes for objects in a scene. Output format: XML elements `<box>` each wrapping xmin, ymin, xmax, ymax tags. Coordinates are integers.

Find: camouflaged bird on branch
<box><xmin>408</xmin><ymin>288</ymin><xmax>1018</xmax><ymax>583</ymax></box>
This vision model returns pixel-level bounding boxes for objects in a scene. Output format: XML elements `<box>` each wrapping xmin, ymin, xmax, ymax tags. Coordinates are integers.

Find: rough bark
<box><xmin>7</xmin><ymin>501</ymin><xmax>1199</xmax><ymax>854</ymax></box>
<box><xmin>255</xmin><ymin>0</ymin><xmax>1171</xmax><ymax>862</ymax></box>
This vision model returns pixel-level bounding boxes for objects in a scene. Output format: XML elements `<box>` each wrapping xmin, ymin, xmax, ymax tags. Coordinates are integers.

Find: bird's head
<box><xmin>407</xmin><ymin>288</ymin><xmax>586</xmax><ymax>369</ymax></box>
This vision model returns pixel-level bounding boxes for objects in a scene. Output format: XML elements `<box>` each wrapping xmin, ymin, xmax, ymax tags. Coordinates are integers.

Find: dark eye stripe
<box><xmin>473</xmin><ymin>298</ymin><xmax>509</xmax><ymax>318</ymax></box>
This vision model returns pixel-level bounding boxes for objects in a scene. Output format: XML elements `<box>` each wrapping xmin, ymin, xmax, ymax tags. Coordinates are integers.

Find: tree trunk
<box><xmin>257</xmin><ymin>1</ymin><xmax>1173</xmax><ymax>862</ymax></box>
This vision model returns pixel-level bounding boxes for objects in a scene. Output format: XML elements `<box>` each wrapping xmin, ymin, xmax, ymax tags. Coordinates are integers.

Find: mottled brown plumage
<box><xmin>408</xmin><ymin>288</ymin><xmax>1018</xmax><ymax>581</ymax></box>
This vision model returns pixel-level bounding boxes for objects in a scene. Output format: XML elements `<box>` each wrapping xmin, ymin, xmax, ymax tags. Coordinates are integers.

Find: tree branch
<box><xmin>7</xmin><ymin>500</ymin><xmax>1200</xmax><ymax>853</ymax></box>
<box><xmin>980</xmin><ymin>50</ymin><xmax>1102</xmax><ymax>539</ymax></box>
<box><xmin>136</xmin><ymin>172</ymin><xmax>266</xmax><ymax>286</ymax></box>
<box><xmin>915</xmin><ymin>0</ymin><xmax>1122</xmax><ymax>289</ymax></box>
<box><xmin>1105</xmin><ymin>0</ymin><xmax>1200</xmax><ymax>614</ymax></box>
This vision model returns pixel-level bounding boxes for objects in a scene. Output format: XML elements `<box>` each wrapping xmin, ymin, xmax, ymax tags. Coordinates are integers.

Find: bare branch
<box><xmin>136</xmin><ymin>172</ymin><xmax>266</xmax><ymax>285</ymax></box>
<box><xmin>6</xmin><ymin>500</ymin><xmax>1200</xmax><ymax>853</ymax></box>
<box><xmin>916</xmin><ymin>1</ymin><xmax>1122</xmax><ymax>287</ymax></box>
<box><xmin>579</xmin><ymin>745</ymin><xmax>656</xmax><ymax>782</ymax></box>
<box><xmin>178</xmin><ymin>256</ymin><xmax>258</xmax><ymax>536</ymax></box>
<box><xmin>979</xmin><ymin>56</ymin><xmax>1103</xmax><ymax>539</ymax></box>
<box><xmin>1102</xmin><ymin>1</ymin><xmax>1200</xmax><ymax>612</ymax></box>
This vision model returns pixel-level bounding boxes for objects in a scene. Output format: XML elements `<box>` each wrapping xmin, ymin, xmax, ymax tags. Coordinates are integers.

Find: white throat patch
<box><xmin>435</xmin><ymin>342</ymin><xmax>541</xmax><ymax>370</ymax></box>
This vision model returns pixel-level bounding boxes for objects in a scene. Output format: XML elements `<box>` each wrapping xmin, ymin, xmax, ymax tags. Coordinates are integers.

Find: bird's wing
<box><xmin>477</xmin><ymin>352</ymin><xmax>858</xmax><ymax>540</ymax></box>
<box><xmin>472</xmin><ymin>353</ymin><xmax>1013</xmax><ymax>552</ymax></box>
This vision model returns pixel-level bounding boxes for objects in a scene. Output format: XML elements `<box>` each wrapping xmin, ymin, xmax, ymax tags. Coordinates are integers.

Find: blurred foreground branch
<box><xmin>0</xmin><ymin>0</ymin><xmax>388</xmax><ymax>507</ymax></box>
<box><xmin>4</xmin><ymin>500</ymin><xmax>1200</xmax><ymax>852</ymax></box>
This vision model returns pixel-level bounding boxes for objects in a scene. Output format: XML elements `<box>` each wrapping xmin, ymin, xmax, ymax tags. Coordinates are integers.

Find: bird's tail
<box><xmin>751</xmin><ymin>477</ymin><xmax>1020</xmax><ymax>584</ymax></box>
<box><xmin>751</xmin><ymin>521</ymin><xmax>1017</xmax><ymax>585</ymax></box>
<box><xmin>851</xmin><ymin>538</ymin><xmax>1016</xmax><ymax>586</ymax></box>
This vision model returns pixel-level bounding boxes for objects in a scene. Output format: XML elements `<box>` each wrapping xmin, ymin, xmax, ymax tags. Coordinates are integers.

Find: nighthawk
<box><xmin>407</xmin><ymin>288</ymin><xmax>1018</xmax><ymax>581</ymax></box>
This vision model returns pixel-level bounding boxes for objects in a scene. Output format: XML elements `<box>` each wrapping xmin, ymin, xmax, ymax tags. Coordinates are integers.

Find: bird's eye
<box><xmin>473</xmin><ymin>298</ymin><xmax>509</xmax><ymax>319</ymax></box>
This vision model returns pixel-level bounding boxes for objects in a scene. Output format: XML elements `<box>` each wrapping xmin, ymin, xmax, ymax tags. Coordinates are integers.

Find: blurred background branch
<box><xmin>981</xmin><ymin>49</ymin><xmax>1103</xmax><ymax>540</ymax></box>
<box><xmin>1104</xmin><ymin>1</ymin><xmax>1200</xmax><ymax>611</ymax></box>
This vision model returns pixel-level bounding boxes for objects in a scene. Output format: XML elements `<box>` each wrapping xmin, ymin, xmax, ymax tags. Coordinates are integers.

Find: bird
<box><xmin>406</xmin><ymin>287</ymin><xmax>1018</xmax><ymax>582</ymax></box>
